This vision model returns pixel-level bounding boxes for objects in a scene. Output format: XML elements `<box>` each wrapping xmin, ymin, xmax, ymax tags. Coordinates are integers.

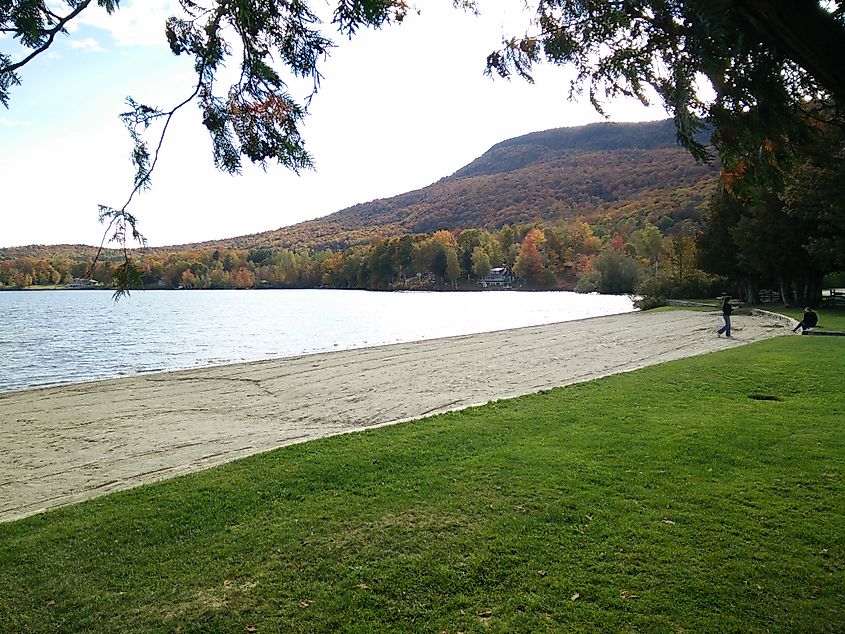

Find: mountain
<box><xmin>1</xmin><ymin>119</ymin><xmax>719</xmax><ymax>260</ymax></box>
<box><xmin>205</xmin><ymin>118</ymin><xmax>719</xmax><ymax>251</ymax></box>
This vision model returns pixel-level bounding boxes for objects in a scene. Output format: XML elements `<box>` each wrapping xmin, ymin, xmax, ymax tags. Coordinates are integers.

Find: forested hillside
<box><xmin>2</xmin><ymin>119</ymin><xmax>723</xmax><ymax>295</ymax></box>
<box><xmin>209</xmin><ymin>119</ymin><xmax>718</xmax><ymax>250</ymax></box>
<box><xmin>2</xmin><ymin>119</ymin><xmax>716</xmax><ymax>260</ymax></box>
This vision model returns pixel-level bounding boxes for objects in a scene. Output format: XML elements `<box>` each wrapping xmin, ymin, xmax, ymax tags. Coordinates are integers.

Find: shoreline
<box><xmin>1</xmin><ymin>292</ymin><xmax>637</xmax><ymax>395</ymax></box>
<box><xmin>1</xmin><ymin>310</ymin><xmax>792</xmax><ymax>522</ymax></box>
<box><xmin>1</xmin><ymin>307</ymin><xmax>639</xmax><ymax>398</ymax></box>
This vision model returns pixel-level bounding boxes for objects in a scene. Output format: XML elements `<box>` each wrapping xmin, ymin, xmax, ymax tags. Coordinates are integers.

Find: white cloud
<box><xmin>74</xmin><ymin>0</ymin><xmax>180</xmax><ymax>47</ymax></box>
<box><xmin>0</xmin><ymin>117</ymin><xmax>31</xmax><ymax>127</ymax></box>
<box><xmin>68</xmin><ymin>37</ymin><xmax>105</xmax><ymax>53</ymax></box>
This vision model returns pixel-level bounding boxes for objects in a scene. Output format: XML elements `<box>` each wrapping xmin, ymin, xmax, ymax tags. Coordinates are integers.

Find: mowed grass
<box><xmin>1</xmin><ymin>337</ymin><xmax>843</xmax><ymax>633</ymax></box>
<box><xmin>774</xmin><ymin>306</ymin><xmax>845</xmax><ymax>331</ymax></box>
<box><xmin>656</xmin><ymin>303</ymin><xmax>845</xmax><ymax>331</ymax></box>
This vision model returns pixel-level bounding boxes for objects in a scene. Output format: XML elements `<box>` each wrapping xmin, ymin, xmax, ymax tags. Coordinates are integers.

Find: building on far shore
<box><xmin>67</xmin><ymin>278</ymin><xmax>99</xmax><ymax>289</ymax></box>
<box><xmin>479</xmin><ymin>267</ymin><xmax>516</xmax><ymax>289</ymax></box>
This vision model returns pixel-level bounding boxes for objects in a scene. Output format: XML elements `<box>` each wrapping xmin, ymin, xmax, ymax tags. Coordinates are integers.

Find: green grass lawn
<box><xmin>657</xmin><ymin>302</ymin><xmax>845</xmax><ymax>331</ymax></box>
<box><xmin>773</xmin><ymin>306</ymin><xmax>845</xmax><ymax>331</ymax></box>
<box><xmin>2</xmin><ymin>337</ymin><xmax>843</xmax><ymax>633</ymax></box>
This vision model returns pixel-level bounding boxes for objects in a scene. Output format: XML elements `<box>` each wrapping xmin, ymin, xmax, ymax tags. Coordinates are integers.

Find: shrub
<box><xmin>594</xmin><ymin>250</ymin><xmax>643</xmax><ymax>294</ymax></box>
<box><xmin>633</xmin><ymin>294</ymin><xmax>667</xmax><ymax>310</ymax></box>
<box><xmin>636</xmin><ymin>271</ymin><xmax>724</xmax><ymax>300</ymax></box>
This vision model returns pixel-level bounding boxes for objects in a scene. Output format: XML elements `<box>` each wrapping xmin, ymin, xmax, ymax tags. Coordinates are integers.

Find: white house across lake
<box><xmin>479</xmin><ymin>267</ymin><xmax>516</xmax><ymax>288</ymax></box>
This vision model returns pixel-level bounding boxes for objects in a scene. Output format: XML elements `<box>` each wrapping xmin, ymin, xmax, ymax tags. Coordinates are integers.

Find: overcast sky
<box><xmin>1</xmin><ymin>0</ymin><xmax>670</xmax><ymax>249</ymax></box>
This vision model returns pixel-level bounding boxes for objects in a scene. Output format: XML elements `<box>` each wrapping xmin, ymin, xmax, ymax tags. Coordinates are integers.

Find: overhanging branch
<box><xmin>1</xmin><ymin>0</ymin><xmax>93</xmax><ymax>75</ymax></box>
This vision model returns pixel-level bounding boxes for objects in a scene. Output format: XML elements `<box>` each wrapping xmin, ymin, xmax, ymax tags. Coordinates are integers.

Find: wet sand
<box><xmin>0</xmin><ymin>310</ymin><xmax>792</xmax><ymax>522</ymax></box>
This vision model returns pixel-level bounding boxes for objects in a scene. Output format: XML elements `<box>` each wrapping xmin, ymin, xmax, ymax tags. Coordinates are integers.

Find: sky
<box><xmin>1</xmin><ymin>0</ymin><xmax>670</xmax><ymax>249</ymax></box>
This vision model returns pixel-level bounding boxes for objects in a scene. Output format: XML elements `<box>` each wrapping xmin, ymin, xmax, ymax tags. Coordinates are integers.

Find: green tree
<box><xmin>593</xmin><ymin>250</ymin><xmax>643</xmax><ymax>295</ymax></box>
<box><xmin>698</xmin><ymin>188</ymin><xmax>750</xmax><ymax>298</ymax></box>
<box><xmin>396</xmin><ymin>235</ymin><xmax>415</xmax><ymax>283</ymax></box>
<box><xmin>445</xmin><ymin>248</ymin><xmax>461</xmax><ymax>287</ymax></box>
<box><xmin>781</xmin><ymin>138</ymin><xmax>845</xmax><ymax>278</ymax></box>
<box><xmin>698</xmin><ymin>130</ymin><xmax>845</xmax><ymax>306</ymax></box>
<box><xmin>664</xmin><ymin>235</ymin><xmax>697</xmax><ymax>289</ymax></box>
<box><xmin>430</xmin><ymin>247</ymin><xmax>448</xmax><ymax>282</ymax></box>
<box><xmin>367</xmin><ymin>239</ymin><xmax>398</xmax><ymax>288</ymax></box>
<box><xmin>457</xmin><ymin>228</ymin><xmax>486</xmax><ymax>279</ymax></box>
<box><xmin>471</xmin><ymin>246</ymin><xmax>492</xmax><ymax>280</ymax></box>
<box><xmin>631</xmin><ymin>224</ymin><xmax>664</xmax><ymax>276</ymax></box>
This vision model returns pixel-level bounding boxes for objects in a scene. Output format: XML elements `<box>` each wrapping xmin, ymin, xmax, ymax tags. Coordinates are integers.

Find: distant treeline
<box><xmin>0</xmin><ymin>216</ymin><xmax>712</xmax><ymax>296</ymax></box>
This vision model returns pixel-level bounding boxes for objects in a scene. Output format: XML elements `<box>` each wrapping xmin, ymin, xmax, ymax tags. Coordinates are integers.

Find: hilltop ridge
<box><xmin>1</xmin><ymin>118</ymin><xmax>718</xmax><ymax>259</ymax></box>
<box><xmin>213</xmin><ymin>118</ymin><xmax>717</xmax><ymax>251</ymax></box>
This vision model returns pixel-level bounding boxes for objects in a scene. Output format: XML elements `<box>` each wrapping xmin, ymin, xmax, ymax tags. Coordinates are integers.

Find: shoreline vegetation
<box><xmin>1</xmin><ymin>316</ymin><xmax>842</xmax><ymax>632</ymax></box>
<box><xmin>0</xmin><ymin>219</ymin><xmax>717</xmax><ymax>297</ymax></box>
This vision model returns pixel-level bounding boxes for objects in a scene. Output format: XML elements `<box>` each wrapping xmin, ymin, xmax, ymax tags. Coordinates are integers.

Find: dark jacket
<box><xmin>803</xmin><ymin>310</ymin><xmax>818</xmax><ymax>328</ymax></box>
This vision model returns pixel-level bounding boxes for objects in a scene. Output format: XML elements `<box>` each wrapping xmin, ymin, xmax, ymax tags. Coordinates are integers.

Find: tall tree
<box><xmin>781</xmin><ymin>138</ymin><xmax>845</xmax><ymax>279</ymax></box>
<box><xmin>513</xmin><ymin>228</ymin><xmax>548</xmax><ymax>287</ymax></box>
<box><xmin>697</xmin><ymin>188</ymin><xmax>754</xmax><ymax>300</ymax></box>
<box><xmin>471</xmin><ymin>246</ymin><xmax>492</xmax><ymax>279</ymax></box>
<box><xmin>631</xmin><ymin>223</ymin><xmax>664</xmax><ymax>276</ymax></box>
<box><xmin>698</xmin><ymin>178</ymin><xmax>833</xmax><ymax>307</ymax></box>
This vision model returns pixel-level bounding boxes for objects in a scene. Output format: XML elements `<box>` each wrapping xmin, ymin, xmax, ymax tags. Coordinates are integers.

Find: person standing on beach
<box><xmin>717</xmin><ymin>294</ymin><xmax>734</xmax><ymax>338</ymax></box>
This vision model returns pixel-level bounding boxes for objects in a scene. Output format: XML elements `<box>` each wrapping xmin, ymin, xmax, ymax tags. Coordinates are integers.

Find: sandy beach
<box><xmin>1</xmin><ymin>310</ymin><xmax>793</xmax><ymax>522</ymax></box>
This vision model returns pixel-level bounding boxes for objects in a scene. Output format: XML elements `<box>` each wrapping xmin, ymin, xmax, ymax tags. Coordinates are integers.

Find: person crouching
<box><xmin>793</xmin><ymin>307</ymin><xmax>818</xmax><ymax>332</ymax></box>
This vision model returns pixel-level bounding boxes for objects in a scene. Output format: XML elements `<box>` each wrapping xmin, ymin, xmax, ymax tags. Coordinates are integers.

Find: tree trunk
<box><xmin>740</xmin><ymin>277</ymin><xmax>758</xmax><ymax>305</ymax></box>
<box><xmin>779</xmin><ymin>276</ymin><xmax>795</xmax><ymax>306</ymax></box>
<box><xmin>795</xmin><ymin>270</ymin><xmax>824</xmax><ymax>307</ymax></box>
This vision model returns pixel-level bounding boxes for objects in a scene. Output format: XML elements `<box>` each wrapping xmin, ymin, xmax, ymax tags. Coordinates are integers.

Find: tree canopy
<box><xmin>5</xmin><ymin>1</ymin><xmax>844</xmax><ymax>184</ymax></box>
<box><xmin>487</xmin><ymin>0</ymin><xmax>845</xmax><ymax>164</ymax></box>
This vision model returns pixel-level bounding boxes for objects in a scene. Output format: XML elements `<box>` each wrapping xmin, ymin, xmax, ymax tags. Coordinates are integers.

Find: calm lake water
<box><xmin>0</xmin><ymin>289</ymin><xmax>636</xmax><ymax>394</ymax></box>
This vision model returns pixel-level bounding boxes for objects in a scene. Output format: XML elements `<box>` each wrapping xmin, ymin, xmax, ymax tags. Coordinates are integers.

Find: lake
<box><xmin>0</xmin><ymin>289</ymin><xmax>636</xmax><ymax>394</ymax></box>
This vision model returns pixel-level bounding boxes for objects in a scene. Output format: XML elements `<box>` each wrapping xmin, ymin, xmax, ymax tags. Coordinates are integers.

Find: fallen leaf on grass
<box><xmin>46</xmin><ymin>600</ymin><xmax>55</xmax><ymax>606</ymax></box>
<box><xmin>570</xmin><ymin>593</ymin><xmax>580</xmax><ymax>602</ymax></box>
